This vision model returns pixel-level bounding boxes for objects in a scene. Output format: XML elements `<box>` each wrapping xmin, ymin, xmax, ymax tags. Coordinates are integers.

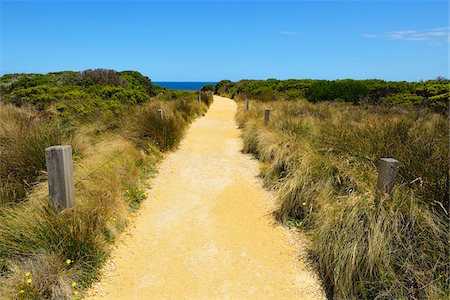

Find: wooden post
<box><xmin>376</xmin><ymin>158</ymin><xmax>399</xmax><ymax>194</ymax></box>
<box><xmin>45</xmin><ymin>145</ymin><xmax>75</xmax><ymax>211</ymax></box>
<box><xmin>245</xmin><ymin>98</ymin><xmax>249</xmax><ymax>111</ymax></box>
<box><xmin>264</xmin><ymin>109</ymin><xmax>270</xmax><ymax>124</ymax></box>
<box><xmin>157</xmin><ymin>108</ymin><xmax>164</xmax><ymax>119</ymax></box>
<box><xmin>197</xmin><ymin>93</ymin><xmax>201</xmax><ymax>104</ymax></box>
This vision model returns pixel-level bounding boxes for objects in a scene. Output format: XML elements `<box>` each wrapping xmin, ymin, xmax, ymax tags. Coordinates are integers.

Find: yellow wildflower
<box><xmin>25</xmin><ymin>272</ymin><xmax>30</xmax><ymax>277</ymax></box>
<box><xmin>73</xmin><ymin>291</ymin><xmax>79</xmax><ymax>295</ymax></box>
<box><xmin>18</xmin><ymin>290</ymin><xmax>25</xmax><ymax>294</ymax></box>
<box><xmin>66</xmin><ymin>259</ymin><xmax>72</xmax><ymax>265</ymax></box>
<box><xmin>302</xmin><ymin>202</ymin><xmax>307</xmax><ymax>206</ymax></box>
<box><xmin>72</xmin><ymin>282</ymin><xmax>77</xmax><ymax>287</ymax></box>
<box><xmin>26</xmin><ymin>279</ymin><xmax>32</xmax><ymax>284</ymax></box>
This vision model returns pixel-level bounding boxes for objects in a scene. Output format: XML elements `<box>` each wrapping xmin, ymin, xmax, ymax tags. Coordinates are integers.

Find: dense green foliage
<box><xmin>237</xmin><ymin>100</ymin><xmax>448</xmax><ymax>299</ymax></box>
<box><xmin>200</xmin><ymin>83</ymin><xmax>214</xmax><ymax>92</ymax></box>
<box><xmin>217</xmin><ymin>78</ymin><xmax>449</xmax><ymax>112</ymax></box>
<box><xmin>0</xmin><ymin>69</ymin><xmax>165</xmax><ymax>119</ymax></box>
<box><xmin>214</xmin><ymin>80</ymin><xmax>235</xmax><ymax>96</ymax></box>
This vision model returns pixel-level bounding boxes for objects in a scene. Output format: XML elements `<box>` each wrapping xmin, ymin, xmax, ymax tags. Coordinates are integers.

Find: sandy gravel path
<box><xmin>86</xmin><ymin>96</ymin><xmax>324</xmax><ymax>300</ymax></box>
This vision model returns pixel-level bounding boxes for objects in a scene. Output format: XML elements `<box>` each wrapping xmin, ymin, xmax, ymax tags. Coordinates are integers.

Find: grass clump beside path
<box><xmin>236</xmin><ymin>98</ymin><xmax>448</xmax><ymax>299</ymax></box>
<box><xmin>0</xmin><ymin>69</ymin><xmax>212</xmax><ymax>299</ymax></box>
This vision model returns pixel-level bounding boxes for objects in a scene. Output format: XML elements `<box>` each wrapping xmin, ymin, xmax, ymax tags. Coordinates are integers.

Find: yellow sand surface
<box><xmin>86</xmin><ymin>96</ymin><xmax>325</xmax><ymax>300</ymax></box>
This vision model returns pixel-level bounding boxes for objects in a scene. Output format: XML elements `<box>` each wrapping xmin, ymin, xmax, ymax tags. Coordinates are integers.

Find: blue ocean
<box><xmin>154</xmin><ymin>82</ymin><xmax>216</xmax><ymax>91</ymax></box>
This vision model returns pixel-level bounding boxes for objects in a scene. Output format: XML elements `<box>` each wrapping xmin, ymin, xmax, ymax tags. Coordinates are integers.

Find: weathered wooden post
<box><xmin>245</xmin><ymin>98</ymin><xmax>249</xmax><ymax>111</ymax></box>
<box><xmin>264</xmin><ymin>109</ymin><xmax>270</xmax><ymax>124</ymax></box>
<box><xmin>376</xmin><ymin>158</ymin><xmax>399</xmax><ymax>194</ymax></box>
<box><xmin>197</xmin><ymin>93</ymin><xmax>201</xmax><ymax>104</ymax></box>
<box><xmin>45</xmin><ymin>145</ymin><xmax>75</xmax><ymax>211</ymax></box>
<box><xmin>157</xmin><ymin>108</ymin><xmax>164</xmax><ymax>119</ymax></box>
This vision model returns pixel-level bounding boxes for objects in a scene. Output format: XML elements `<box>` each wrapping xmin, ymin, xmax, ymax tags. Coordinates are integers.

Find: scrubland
<box><xmin>235</xmin><ymin>97</ymin><xmax>448</xmax><ymax>299</ymax></box>
<box><xmin>0</xmin><ymin>69</ymin><xmax>212</xmax><ymax>299</ymax></box>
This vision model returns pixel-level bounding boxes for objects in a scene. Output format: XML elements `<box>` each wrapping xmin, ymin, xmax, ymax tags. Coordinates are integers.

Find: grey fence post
<box><xmin>45</xmin><ymin>145</ymin><xmax>75</xmax><ymax>211</ymax></box>
<box><xmin>264</xmin><ymin>109</ymin><xmax>270</xmax><ymax>124</ymax></box>
<box><xmin>157</xmin><ymin>108</ymin><xmax>164</xmax><ymax>119</ymax></box>
<box><xmin>376</xmin><ymin>158</ymin><xmax>399</xmax><ymax>194</ymax></box>
<box><xmin>198</xmin><ymin>94</ymin><xmax>201</xmax><ymax>104</ymax></box>
<box><xmin>245</xmin><ymin>98</ymin><xmax>249</xmax><ymax>111</ymax></box>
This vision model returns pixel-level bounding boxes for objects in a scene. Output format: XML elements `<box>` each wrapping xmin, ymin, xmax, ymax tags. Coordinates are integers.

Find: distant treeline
<box><xmin>0</xmin><ymin>69</ymin><xmax>167</xmax><ymax>119</ymax></box>
<box><xmin>212</xmin><ymin>77</ymin><xmax>449</xmax><ymax>112</ymax></box>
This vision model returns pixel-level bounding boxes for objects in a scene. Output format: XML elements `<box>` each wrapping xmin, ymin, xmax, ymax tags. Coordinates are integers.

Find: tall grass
<box><xmin>0</xmin><ymin>92</ymin><xmax>212</xmax><ymax>298</ymax></box>
<box><xmin>0</xmin><ymin>138</ymin><xmax>144</xmax><ymax>299</ymax></box>
<box><xmin>236</xmin><ymin>99</ymin><xmax>449</xmax><ymax>299</ymax></box>
<box><xmin>0</xmin><ymin>104</ymin><xmax>71</xmax><ymax>205</ymax></box>
<box><xmin>129</xmin><ymin>99</ymin><xmax>207</xmax><ymax>151</ymax></box>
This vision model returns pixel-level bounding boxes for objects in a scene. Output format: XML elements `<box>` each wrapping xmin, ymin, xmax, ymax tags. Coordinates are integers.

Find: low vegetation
<box><xmin>216</xmin><ymin>77</ymin><xmax>449</xmax><ymax>113</ymax></box>
<box><xmin>235</xmin><ymin>96</ymin><xmax>448</xmax><ymax>299</ymax></box>
<box><xmin>0</xmin><ymin>70</ymin><xmax>164</xmax><ymax>119</ymax></box>
<box><xmin>0</xmin><ymin>69</ymin><xmax>212</xmax><ymax>299</ymax></box>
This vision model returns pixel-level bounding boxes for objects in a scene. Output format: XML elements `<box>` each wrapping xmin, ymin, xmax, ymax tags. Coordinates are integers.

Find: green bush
<box><xmin>306</xmin><ymin>80</ymin><xmax>369</xmax><ymax>103</ymax></box>
<box><xmin>79</xmin><ymin>69</ymin><xmax>127</xmax><ymax>87</ymax></box>
<box><xmin>428</xmin><ymin>92</ymin><xmax>450</xmax><ymax>112</ymax></box>
<box><xmin>218</xmin><ymin>77</ymin><xmax>449</xmax><ymax>112</ymax></box>
<box><xmin>0</xmin><ymin>70</ymin><xmax>164</xmax><ymax>119</ymax></box>
<box><xmin>380</xmin><ymin>93</ymin><xmax>425</xmax><ymax>105</ymax></box>
<box><xmin>200</xmin><ymin>83</ymin><xmax>214</xmax><ymax>92</ymax></box>
<box><xmin>215</xmin><ymin>80</ymin><xmax>234</xmax><ymax>96</ymax></box>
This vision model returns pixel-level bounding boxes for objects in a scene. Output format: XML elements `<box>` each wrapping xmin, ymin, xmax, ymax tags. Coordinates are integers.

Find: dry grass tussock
<box><xmin>0</xmin><ymin>136</ymin><xmax>147</xmax><ymax>299</ymax></box>
<box><xmin>236</xmin><ymin>99</ymin><xmax>448</xmax><ymax>299</ymax></box>
<box><xmin>0</xmin><ymin>105</ymin><xmax>72</xmax><ymax>205</ymax></box>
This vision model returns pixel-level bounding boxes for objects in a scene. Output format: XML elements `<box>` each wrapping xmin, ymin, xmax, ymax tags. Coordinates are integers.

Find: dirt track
<box><xmin>86</xmin><ymin>96</ymin><xmax>325</xmax><ymax>299</ymax></box>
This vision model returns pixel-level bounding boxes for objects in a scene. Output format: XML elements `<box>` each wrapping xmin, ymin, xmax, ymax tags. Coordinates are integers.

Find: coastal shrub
<box><xmin>200</xmin><ymin>83</ymin><xmax>214</xmax><ymax>92</ymax></box>
<box><xmin>215</xmin><ymin>80</ymin><xmax>234</xmax><ymax>96</ymax></box>
<box><xmin>120</xmin><ymin>70</ymin><xmax>163</xmax><ymax>96</ymax></box>
<box><xmin>218</xmin><ymin>78</ymin><xmax>449</xmax><ymax>112</ymax></box>
<box><xmin>306</xmin><ymin>80</ymin><xmax>369</xmax><ymax>103</ymax></box>
<box><xmin>428</xmin><ymin>92</ymin><xmax>450</xmax><ymax>112</ymax></box>
<box><xmin>0</xmin><ymin>70</ymin><xmax>163</xmax><ymax>119</ymax></box>
<box><xmin>380</xmin><ymin>93</ymin><xmax>425</xmax><ymax>105</ymax></box>
<box><xmin>78</xmin><ymin>69</ymin><xmax>127</xmax><ymax>87</ymax></box>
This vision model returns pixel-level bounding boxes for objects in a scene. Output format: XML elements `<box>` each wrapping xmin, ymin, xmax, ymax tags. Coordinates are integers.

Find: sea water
<box><xmin>154</xmin><ymin>82</ymin><xmax>216</xmax><ymax>91</ymax></box>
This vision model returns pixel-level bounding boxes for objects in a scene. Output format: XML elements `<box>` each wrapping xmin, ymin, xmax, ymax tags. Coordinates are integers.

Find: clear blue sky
<box><xmin>1</xmin><ymin>1</ymin><xmax>448</xmax><ymax>81</ymax></box>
